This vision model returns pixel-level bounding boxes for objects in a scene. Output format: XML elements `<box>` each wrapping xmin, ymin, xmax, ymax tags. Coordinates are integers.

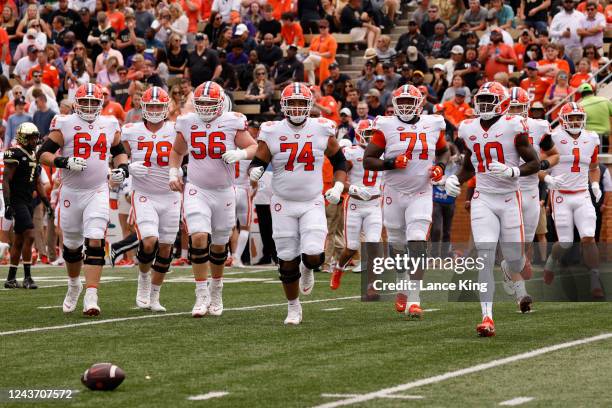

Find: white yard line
<box><xmin>321</xmin><ymin>393</ymin><xmax>423</xmax><ymax>400</ymax></box>
<box><xmin>499</xmin><ymin>397</ymin><xmax>534</xmax><ymax>406</ymax></box>
<box><xmin>0</xmin><ymin>296</ymin><xmax>360</xmax><ymax>336</ymax></box>
<box><xmin>36</xmin><ymin>305</ymin><xmax>63</xmax><ymax>309</ymax></box>
<box><xmin>322</xmin><ymin>308</ymin><xmax>344</xmax><ymax>311</ymax></box>
<box><xmin>186</xmin><ymin>391</ymin><xmax>229</xmax><ymax>401</ymax></box>
<box><xmin>313</xmin><ymin>333</ymin><xmax>612</xmax><ymax>408</ymax></box>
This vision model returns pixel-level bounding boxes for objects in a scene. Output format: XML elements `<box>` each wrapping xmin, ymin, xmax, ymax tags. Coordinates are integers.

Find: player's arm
<box><xmin>515</xmin><ymin>132</ymin><xmax>540</xmax><ymax>177</ymax></box>
<box><xmin>2</xmin><ymin>159</ymin><xmax>16</xmax><ymax>218</ymax></box>
<box><xmin>109</xmin><ymin>130</ymin><xmax>130</xmax><ymax>182</ymax></box>
<box><xmin>431</xmin><ymin>130</ymin><xmax>450</xmax><ymax>183</ymax></box>
<box><xmin>247</xmin><ymin>140</ymin><xmax>272</xmax><ymax>182</ymax></box>
<box><xmin>455</xmin><ymin>148</ymin><xmax>475</xmax><ymax>184</ymax></box>
<box><xmin>37</xmin><ymin>130</ymin><xmax>85</xmax><ymax>170</ymax></box>
<box><xmin>363</xmin><ymin>130</ymin><xmax>408</xmax><ymax>171</ymax></box>
<box><xmin>589</xmin><ymin>146</ymin><xmax>602</xmax><ymax>201</ymax></box>
<box><xmin>323</xmin><ymin>136</ymin><xmax>348</xmax><ymax>204</ymax></box>
<box><xmin>34</xmin><ymin>171</ymin><xmax>52</xmax><ymax>212</ymax></box>
<box><xmin>223</xmin><ymin>130</ymin><xmax>257</xmax><ymax>163</ymax></box>
<box><xmin>538</xmin><ymin>133</ymin><xmax>559</xmax><ymax>169</ymax></box>
<box><xmin>169</xmin><ymin>131</ymin><xmax>188</xmax><ymax>192</ymax></box>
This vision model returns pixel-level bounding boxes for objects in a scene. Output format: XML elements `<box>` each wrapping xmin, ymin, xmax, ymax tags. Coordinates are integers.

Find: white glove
<box><xmin>169</xmin><ymin>167</ymin><xmax>180</xmax><ymax>182</ymax></box>
<box><xmin>591</xmin><ymin>182</ymin><xmax>602</xmax><ymax>202</ymax></box>
<box><xmin>66</xmin><ymin>157</ymin><xmax>87</xmax><ymax>171</ymax></box>
<box><xmin>128</xmin><ymin>161</ymin><xmax>148</xmax><ymax>178</ymax></box>
<box><xmin>249</xmin><ymin>166</ymin><xmax>264</xmax><ymax>182</ymax></box>
<box><xmin>325</xmin><ymin>181</ymin><xmax>344</xmax><ymax>204</ymax></box>
<box><xmin>488</xmin><ymin>161</ymin><xmax>520</xmax><ymax>178</ymax></box>
<box><xmin>444</xmin><ymin>174</ymin><xmax>461</xmax><ymax>197</ymax></box>
<box><xmin>110</xmin><ymin>167</ymin><xmax>128</xmax><ymax>183</ymax></box>
<box><xmin>348</xmin><ymin>184</ymin><xmax>372</xmax><ymax>200</ymax></box>
<box><xmin>222</xmin><ymin>148</ymin><xmax>247</xmax><ymax>164</ymax></box>
<box><xmin>543</xmin><ymin>174</ymin><xmax>565</xmax><ymax>190</ymax></box>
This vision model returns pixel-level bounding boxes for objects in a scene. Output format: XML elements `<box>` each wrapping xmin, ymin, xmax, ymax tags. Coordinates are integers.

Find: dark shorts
<box><xmin>12</xmin><ymin>202</ymin><xmax>34</xmax><ymax>234</ymax></box>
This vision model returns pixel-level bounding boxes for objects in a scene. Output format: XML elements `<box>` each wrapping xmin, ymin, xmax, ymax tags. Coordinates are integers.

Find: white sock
<box><xmin>68</xmin><ymin>277</ymin><xmax>80</xmax><ymax>286</ymax></box>
<box><xmin>151</xmin><ymin>284</ymin><xmax>161</xmax><ymax>295</ymax></box>
<box><xmin>85</xmin><ymin>287</ymin><xmax>97</xmax><ymax>296</ymax></box>
<box><xmin>181</xmin><ymin>249</ymin><xmax>188</xmax><ymax>258</ymax></box>
<box><xmin>480</xmin><ymin>302</ymin><xmax>493</xmax><ymax>319</ymax></box>
<box><xmin>195</xmin><ymin>279</ymin><xmax>207</xmax><ymax>291</ymax></box>
<box><xmin>234</xmin><ymin>230</ymin><xmax>249</xmax><ymax>262</ymax></box>
<box><xmin>139</xmin><ymin>271</ymin><xmax>149</xmax><ymax>280</ymax></box>
<box><xmin>514</xmin><ymin>280</ymin><xmax>527</xmax><ymax>299</ymax></box>
<box><xmin>288</xmin><ymin>298</ymin><xmax>300</xmax><ymax>307</ymax></box>
<box><xmin>396</xmin><ymin>271</ymin><xmax>408</xmax><ymax>297</ymax></box>
<box><xmin>408</xmin><ymin>278</ymin><xmax>421</xmax><ymax>305</ymax></box>
<box><xmin>210</xmin><ymin>277</ymin><xmax>223</xmax><ymax>290</ymax></box>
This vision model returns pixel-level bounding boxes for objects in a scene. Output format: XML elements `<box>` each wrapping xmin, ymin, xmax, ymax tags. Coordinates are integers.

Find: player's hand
<box><xmin>444</xmin><ymin>175</ymin><xmax>461</xmax><ymax>197</ymax></box>
<box><xmin>169</xmin><ymin>167</ymin><xmax>184</xmax><ymax>192</ymax></box>
<box><xmin>66</xmin><ymin>157</ymin><xmax>87</xmax><ymax>171</ymax></box>
<box><xmin>591</xmin><ymin>182</ymin><xmax>602</xmax><ymax>202</ymax></box>
<box><xmin>394</xmin><ymin>154</ymin><xmax>408</xmax><ymax>169</ymax></box>
<box><xmin>4</xmin><ymin>205</ymin><xmax>13</xmax><ymax>220</ymax></box>
<box><xmin>249</xmin><ymin>166</ymin><xmax>264</xmax><ymax>182</ymax></box>
<box><xmin>325</xmin><ymin>181</ymin><xmax>344</xmax><ymax>204</ymax></box>
<box><xmin>222</xmin><ymin>148</ymin><xmax>247</xmax><ymax>164</ymax></box>
<box><xmin>429</xmin><ymin>165</ymin><xmax>445</xmax><ymax>183</ymax></box>
<box><xmin>110</xmin><ymin>167</ymin><xmax>128</xmax><ymax>183</ymax></box>
<box><xmin>543</xmin><ymin>174</ymin><xmax>565</xmax><ymax>190</ymax></box>
<box><xmin>128</xmin><ymin>161</ymin><xmax>149</xmax><ymax>178</ymax></box>
<box><xmin>488</xmin><ymin>161</ymin><xmax>520</xmax><ymax>178</ymax></box>
<box><xmin>348</xmin><ymin>184</ymin><xmax>372</xmax><ymax>200</ymax></box>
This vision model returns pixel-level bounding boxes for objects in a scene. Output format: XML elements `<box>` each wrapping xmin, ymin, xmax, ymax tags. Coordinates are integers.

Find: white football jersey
<box><xmin>550</xmin><ymin>128</ymin><xmax>599</xmax><ymax>191</ymax></box>
<box><xmin>175</xmin><ymin>111</ymin><xmax>248</xmax><ymax>190</ymax></box>
<box><xmin>50</xmin><ymin>113</ymin><xmax>120</xmax><ymax>190</ymax></box>
<box><xmin>258</xmin><ymin>117</ymin><xmax>335</xmax><ymax>202</ymax></box>
<box><xmin>372</xmin><ymin>114</ymin><xmax>446</xmax><ymax>194</ymax></box>
<box><xmin>459</xmin><ymin>115</ymin><xmax>527</xmax><ymax>194</ymax></box>
<box><xmin>121</xmin><ymin>121</ymin><xmax>176</xmax><ymax>195</ymax></box>
<box><xmin>344</xmin><ymin>144</ymin><xmax>381</xmax><ymax>195</ymax></box>
<box><xmin>519</xmin><ymin>117</ymin><xmax>552</xmax><ymax>191</ymax></box>
<box><xmin>234</xmin><ymin>160</ymin><xmax>250</xmax><ymax>188</ymax></box>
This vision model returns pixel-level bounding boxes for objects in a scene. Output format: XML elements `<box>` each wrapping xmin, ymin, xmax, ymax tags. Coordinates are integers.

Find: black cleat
<box><xmin>4</xmin><ymin>279</ymin><xmax>20</xmax><ymax>289</ymax></box>
<box><xmin>110</xmin><ymin>246</ymin><xmax>118</xmax><ymax>267</ymax></box>
<box><xmin>22</xmin><ymin>277</ymin><xmax>38</xmax><ymax>289</ymax></box>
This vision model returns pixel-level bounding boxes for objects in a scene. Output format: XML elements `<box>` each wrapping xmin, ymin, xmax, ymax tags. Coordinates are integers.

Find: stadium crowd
<box><xmin>0</xmin><ymin>0</ymin><xmax>611</xmax><ymax>278</ymax></box>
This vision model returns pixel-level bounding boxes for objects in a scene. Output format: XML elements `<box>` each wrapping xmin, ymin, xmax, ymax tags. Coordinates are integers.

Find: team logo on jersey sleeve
<box><xmin>274</xmin><ymin>203</ymin><xmax>282</xmax><ymax>212</ymax></box>
<box><xmin>138</xmin><ymin>136</ymin><xmax>145</xmax><ymax>141</ymax></box>
<box><xmin>469</xmin><ymin>135</ymin><xmax>477</xmax><ymax>141</ymax></box>
<box><xmin>280</xmin><ymin>136</ymin><xmax>287</xmax><ymax>141</ymax></box>
<box><xmin>74</xmin><ymin>126</ymin><xmax>81</xmax><ymax>130</ymax></box>
<box><xmin>139</xmin><ymin>196</ymin><xmax>147</xmax><ymax>202</ymax></box>
<box><xmin>556</xmin><ymin>196</ymin><xmax>563</xmax><ymax>203</ymax></box>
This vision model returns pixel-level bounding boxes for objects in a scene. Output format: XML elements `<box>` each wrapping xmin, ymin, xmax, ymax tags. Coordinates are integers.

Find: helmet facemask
<box><xmin>474</xmin><ymin>93</ymin><xmax>506</xmax><ymax>120</ymax></box>
<box><xmin>393</xmin><ymin>95</ymin><xmax>421</xmax><ymax>121</ymax></box>
<box><xmin>16</xmin><ymin>123</ymin><xmax>40</xmax><ymax>150</ymax></box>
<box><xmin>508</xmin><ymin>102</ymin><xmax>528</xmax><ymax>118</ymax></box>
<box><xmin>75</xmin><ymin>97</ymin><xmax>102</xmax><ymax>121</ymax></box>
<box><xmin>356</xmin><ymin>127</ymin><xmax>373</xmax><ymax>147</ymax></box>
<box><xmin>194</xmin><ymin>96</ymin><xmax>223</xmax><ymax>122</ymax></box>
<box><xmin>281</xmin><ymin>96</ymin><xmax>312</xmax><ymax>123</ymax></box>
<box><xmin>142</xmin><ymin>102</ymin><xmax>169</xmax><ymax>123</ymax></box>
<box><xmin>561</xmin><ymin>112</ymin><xmax>585</xmax><ymax>134</ymax></box>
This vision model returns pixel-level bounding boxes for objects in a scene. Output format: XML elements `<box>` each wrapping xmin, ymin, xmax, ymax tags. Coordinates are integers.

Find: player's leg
<box><xmin>58</xmin><ymin>188</ymin><xmax>85</xmax><ymax>313</ymax></box>
<box><xmin>519</xmin><ymin>189</ymin><xmax>540</xmax><ymax>280</ymax></box>
<box><xmin>5</xmin><ymin>224</ymin><xmax>23</xmax><ymax>289</ymax></box>
<box><xmin>544</xmin><ymin>191</ymin><xmax>575</xmax><ymax>284</ymax></box>
<box><xmin>110</xmin><ymin>233</ymin><xmax>139</xmax><ymax>267</ymax></box>
<box><xmin>471</xmin><ymin>192</ymin><xmax>501</xmax><ymax>336</ymax></box>
<box><xmin>573</xmin><ymin>194</ymin><xmax>601</xmax><ymax>298</ymax></box>
<box><xmin>117</xmin><ymin>195</ymin><xmax>134</xmax><ymax>265</ymax></box>
<box><xmin>131</xmin><ymin>192</ymin><xmax>160</xmax><ymax>309</ymax></box>
<box><xmin>382</xmin><ymin>188</ymin><xmax>409</xmax><ymax>312</ymax></box>
<box><xmin>20</xmin><ymin>223</ymin><xmax>37</xmax><ymax>289</ymax></box>
<box><xmin>330</xmin><ymin>198</ymin><xmax>361</xmax><ymax>290</ymax></box>
<box><xmin>361</xmin><ymin>202</ymin><xmax>383</xmax><ymax>299</ymax></box>
<box><xmin>297</xmin><ymin>198</ymin><xmax>327</xmax><ymax>296</ymax></box>
<box><xmin>233</xmin><ymin>187</ymin><xmax>251</xmax><ymax>268</ymax></box>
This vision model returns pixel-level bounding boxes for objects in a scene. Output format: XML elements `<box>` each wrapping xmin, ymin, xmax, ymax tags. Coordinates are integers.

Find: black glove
<box><xmin>4</xmin><ymin>204</ymin><xmax>13</xmax><ymax>220</ymax></box>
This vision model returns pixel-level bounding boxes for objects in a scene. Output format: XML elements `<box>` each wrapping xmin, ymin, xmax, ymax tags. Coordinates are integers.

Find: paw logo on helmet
<box><xmin>141</xmin><ymin>86</ymin><xmax>169</xmax><ymax>124</ymax></box>
<box><xmin>74</xmin><ymin>83</ymin><xmax>104</xmax><ymax>122</ymax></box>
<box><xmin>280</xmin><ymin>83</ymin><xmax>313</xmax><ymax>123</ymax></box>
<box><xmin>193</xmin><ymin>81</ymin><xmax>225</xmax><ymax>122</ymax></box>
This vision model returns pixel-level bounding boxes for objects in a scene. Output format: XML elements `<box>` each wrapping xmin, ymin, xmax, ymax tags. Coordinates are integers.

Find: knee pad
<box><xmin>152</xmin><ymin>251</ymin><xmax>173</xmax><ymax>274</ymax></box>
<box><xmin>84</xmin><ymin>238</ymin><xmax>106</xmax><ymax>266</ymax></box>
<box><xmin>136</xmin><ymin>240</ymin><xmax>158</xmax><ymax>264</ymax></box>
<box><xmin>209</xmin><ymin>244</ymin><xmax>229</xmax><ymax>266</ymax></box>
<box><xmin>188</xmin><ymin>237</ymin><xmax>209</xmax><ymax>264</ymax></box>
<box><xmin>63</xmin><ymin>244</ymin><xmax>83</xmax><ymax>263</ymax></box>
<box><xmin>407</xmin><ymin>240</ymin><xmax>428</xmax><ymax>259</ymax></box>
<box><xmin>278</xmin><ymin>256</ymin><xmax>301</xmax><ymax>284</ymax></box>
<box><xmin>301</xmin><ymin>252</ymin><xmax>324</xmax><ymax>270</ymax></box>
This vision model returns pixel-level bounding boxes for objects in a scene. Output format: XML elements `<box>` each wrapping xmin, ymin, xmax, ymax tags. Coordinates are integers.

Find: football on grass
<box><xmin>81</xmin><ymin>363</ymin><xmax>125</xmax><ymax>391</ymax></box>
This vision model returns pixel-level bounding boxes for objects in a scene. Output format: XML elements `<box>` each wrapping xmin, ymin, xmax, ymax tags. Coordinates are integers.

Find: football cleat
<box><xmin>136</xmin><ymin>273</ymin><xmax>151</xmax><ymax>309</ymax></box>
<box><xmin>149</xmin><ymin>291</ymin><xmax>166</xmax><ymax>312</ymax></box>
<box><xmin>51</xmin><ymin>257</ymin><xmax>65</xmax><ymax>266</ymax></box>
<box><xmin>208</xmin><ymin>283</ymin><xmax>224</xmax><ymax>316</ymax></box>
<box><xmin>476</xmin><ymin>316</ymin><xmax>496</xmax><ymax>337</ymax></box>
<box><xmin>284</xmin><ymin>303</ymin><xmax>302</xmax><ymax>325</ymax></box>
<box><xmin>83</xmin><ymin>291</ymin><xmax>100</xmax><ymax>316</ymax></box>
<box><xmin>63</xmin><ymin>280</ymin><xmax>83</xmax><ymax>313</ymax></box>
<box><xmin>191</xmin><ymin>288</ymin><xmax>210</xmax><ymax>318</ymax></box>
<box><xmin>518</xmin><ymin>295</ymin><xmax>533</xmax><ymax>314</ymax></box>
<box><xmin>395</xmin><ymin>293</ymin><xmax>407</xmax><ymax>313</ymax></box>
<box><xmin>330</xmin><ymin>264</ymin><xmax>344</xmax><ymax>290</ymax></box>
<box><xmin>406</xmin><ymin>304</ymin><xmax>423</xmax><ymax>319</ymax></box>
<box><xmin>299</xmin><ymin>264</ymin><xmax>314</xmax><ymax>295</ymax></box>
<box><xmin>110</xmin><ymin>246</ymin><xmax>118</xmax><ymax>267</ymax></box>
<box><xmin>4</xmin><ymin>279</ymin><xmax>20</xmax><ymax>289</ymax></box>
<box><xmin>22</xmin><ymin>277</ymin><xmax>38</xmax><ymax>289</ymax></box>
<box><xmin>171</xmin><ymin>257</ymin><xmax>190</xmax><ymax>266</ymax></box>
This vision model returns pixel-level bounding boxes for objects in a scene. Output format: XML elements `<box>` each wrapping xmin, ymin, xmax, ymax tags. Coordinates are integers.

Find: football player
<box><xmin>543</xmin><ymin>103</ymin><xmax>602</xmax><ymax>299</ymax></box>
<box><xmin>443</xmin><ymin>82</ymin><xmax>540</xmax><ymax>336</ymax></box>
<box><xmin>330</xmin><ymin>119</ymin><xmax>382</xmax><ymax>290</ymax></box>
<box><xmin>121</xmin><ymin>86</ymin><xmax>178</xmax><ymax>312</ymax></box>
<box><xmin>363</xmin><ymin>85</ymin><xmax>449</xmax><ymax>319</ymax></box>
<box><xmin>38</xmin><ymin>83</ymin><xmax>130</xmax><ymax>316</ymax></box>
<box><xmin>3</xmin><ymin>123</ymin><xmax>50</xmax><ymax>289</ymax></box>
<box><xmin>248</xmin><ymin>83</ymin><xmax>347</xmax><ymax>325</ymax></box>
<box><xmin>502</xmin><ymin>87</ymin><xmax>559</xmax><ymax>302</ymax></box>
<box><xmin>231</xmin><ymin>149</ymin><xmax>256</xmax><ymax>268</ymax></box>
<box><xmin>169</xmin><ymin>81</ymin><xmax>257</xmax><ymax>317</ymax></box>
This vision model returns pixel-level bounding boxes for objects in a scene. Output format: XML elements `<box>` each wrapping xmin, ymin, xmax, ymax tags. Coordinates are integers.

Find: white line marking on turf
<box><xmin>499</xmin><ymin>397</ymin><xmax>534</xmax><ymax>406</ymax></box>
<box><xmin>0</xmin><ymin>296</ymin><xmax>361</xmax><ymax>336</ymax></box>
<box><xmin>37</xmin><ymin>305</ymin><xmax>63</xmax><ymax>309</ymax></box>
<box><xmin>313</xmin><ymin>333</ymin><xmax>612</xmax><ymax>408</ymax></box>
<box><xmin>187</xmin><ymin>391</ymin><xmax>229</xmax><ymax>401</ymax></box>
<box><xmin>322</xmin><ymin>308</ymin><xmax>344</xmax><ymax>311</ymax></box>
<box><xmin>321</xmin><ymin>394</ymin><xmax>423</xmax><ymax>400</ymax></box>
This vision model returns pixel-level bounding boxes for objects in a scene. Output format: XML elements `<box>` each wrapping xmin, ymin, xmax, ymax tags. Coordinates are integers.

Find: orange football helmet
<box><xmin>280</xmin><ymin>83</ymin><xmax>313</xmax><ymax>123</ymax></box>
<box><xmin>355</xmin><ymin>119</ymin><xmax>374</xmax><ymax>146</ymax></box>
<box><xmin>141</xmin><ymin>86</ymin><xmax>170</xmax><ymax>123</ymax></box>
<box><xmin>392</xmin><ymin>85</ymin><xmax>423</xmax><ymax>121</ymax></box>
<box><xmin>474</xmin><ymin>81</ymin><xmax>510</xmax><ymax>120</ymax></box>
<box><xmin>508</xmin><ymin>87</ymin><xmax>530</xmax><ymax>118</ymax></box>
<box><xmin>193</xmin><ymin>81</ymin><xmax>225</xmax><ymax>122</ymax></box>
<box><xmin>559</xmin><ymin>102</ymin><xmax>586</xmax><ymax>134</ymax></box>
<box><xmin>74</xmin><ymin>83</ymin><xmax>103</xmax><ymax>121</ymax></box>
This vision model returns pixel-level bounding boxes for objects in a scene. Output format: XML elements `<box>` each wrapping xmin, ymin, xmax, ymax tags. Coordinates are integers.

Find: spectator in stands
<box><xmin>203</xmin><ymin>11</ymin><xmax>226</xmax><ymax>47</ymax></box>
<box><xmin>374</xmin><ymin>35</ymin><xmax>396</xmax><ymax>64</ymax></box>
<box><xmin>95</xmin><ymin>56</ymin><xmax>119</xmax><ymax>87</ymax></box>
<box><xmin>72</xmin><ymin>8</ymin><xmax>94</xmax><ymax>46</ymax></box>
<box><xmin>406</xmin><ymin>46</ymin><xmax>428</xmax><ymax>74</ymax></box>
<box><xmin>322</xmin><ymin>78</ymin><xmax>341</xmax><ymax>102</ymax></box>
<box><xmin>101</xmin><ymin>86</ymin><xmax>126</xmax><ymax>123</ymax></box>
<box><xmin>337</xmin><ymin>107</ymin><xmax>355</xmax><ymax>141</ymax></box>
<box><xmin>435</xmin><ymin>87</ymin><xmax>470</xmax><ymax>140</ymax></box>
<box><xmin>577</xmin><ymin>1</ymin><xmax>606</xmax><ymax>50</ymax></box>
<box><xmin>520</xmin><ymin>61</ymin><xmax>548</xmax><ymax>102</ymax></box>
<box><xmin>2</xmin><ymin>85</ymin><xmax>25</xmax><ymax>122</ymax></box>
<box><xmin>167</xmin><ymin>85</ymin><xmax>183</xmax><ymax>121</ymax></box>
<box><xmin>493</xmin><ymin>71</ymin><xmax>510</xmax><ymax>87</ymax></box>
<box><xmin>110</xmin><ymin>65</ymin><xmax>130</xmax><ymax>107</ymax></box>
<box><xmin>25</xmin><ymin>70</ymin><xmax>55</xmax><ymax>103</ymax></box>
<box><xmin>444</xmin><ymin>45</ymin><xmax>466</xmax><ymax>83</ymax></box>
<box><xmin>217</xmin><ymin>49</ymin><xmax>239</xmax><ymax>90</ymax></box>
<box><xmin>13</xmin><ymin>27</ymin><xmax>41</xmax><ymax>62</ymax></box>
<box><xmin>133</xmin><ymin>0</ymin><xmax>154</xmax><ymax>37</ymax></box>
<box><xmin>70</xmin><ymin>40</ymin><xmax>93</xmax><ymax>76</ymax></box>
<box><xmin>322</xmin><ymin>62</ymin><xmax>350</xmax><ymax>98</ymax></box>
<box><xmin>430</xmin><ymin>64</ymin><xmax>449</xmax><ymax>99</ymax></box>
<box><xmin>355</xmin><ymin>100</ymin><xmax>373</xmax><ymax>122</ymax></box>
<box><xmin>365</xmin><ymin>88</ymin><xmax>385</xmax><ymax>117</ymax></box>
<box><xmin>244</xmin><ymin>3</ymin><xmax>263</xmax><ymax>32</ymax></box>
<box><xmin>167</xmin><ymin>33</ymin><xmax>189</xmax><ymax>78</ymax></box>
<box><xmin>340</xmin><ymin>0</ymin><xmax>380</xmax><ymax>49</ymax></box>
<box><xmin>13</xmin><ymin>44</ymin><xmax>39</xmax><ymax>85</ymax></box>
<box><xmin>550</xmin><ymin>0</ymin><xmax>583</xmax><ymax>63</ymax></box>
<box><xmin>51</xmin><ymin>0</ymin><xmax>80</xmax><ymax>32</ymax></box>
<box><xmin>168</xmin><ymin>3</ymin><xmax>189</xmax><ymax>48</ymax></box>
<box><xmin>94</xmin><ymin>34</ymin><xmax>123</xmax><ymax>74</ymax></box>
<box><xmin>519</xmin><ymin>0</ymin><xmax>550</xmax><ymax>34</ymax></box>
<box><xmin>58</xmin><ymin>99</ymin><xmax>71</xmax><ymax>115</ymax></box>
<box><xmin>582</xmin><ymin>44</ymin><xmax>602</xmax><ymax>72</ymax></box>
<box><xmin>344</xmin><ymin>87</ymin><xmax>360</xmax><ymax>118</ymax></box>
<box><xmin>234</xmin><ymin>23</ymin><xmax>257</xmax><ymax>54</ymax></box>
<box><xmin>479</xmin><ymin>12</ymin><xmax>514</xmax><ymax>46</ymax></box>
<box><xmin>32</xmin><ymin>92</ymin><xmax>55</xmax><ymax>138</ymax></box>
<box><xmin>280</xmin><ymin>12</ymin><xmax>305</xmax><ymax>48</ymax></box>
<box><xmin>258</xmin><ymin>5</ymin><xmax>282</xmax><ymax>44</ymax></box>
<box><xmin>522</xmin><ymin>41</ymin><xmax>543</xmax><ymax>68</ymax></box>
<box><xmin>537</xmin><ymin>43</ymin><xmax>570</xmax><ymax>84</ymax></box>
<box><xmin>578</xmin><ymin>83</ymin><xmax>612</xmax><ymax>152</ymax></box>
<box><xmin>427</xmin><ymin>22</ymin><xmax>451</xmax><ymax>58</ymax></box>
<box><xmin>397</xmin><ymin>63</ymin><xmax>412</xmax><ymax>87</ymax></box>
<box><xmin>321</xmin><ymin>0</ymin><xmax>339</xmax><ymax>33</ymax></box>
<box><xmin>312</xmin><ymin>84</ymin><xmax>340</xmax><ymax>124</ymax></box>
<box><xmin>245</xmin><ymin>64</ymin><xmax>274</xmax><ymax>114</ymax></box>
<box><xmin>457</xmin><ymin>48</ymin><xmax>481</xmax><ymax>90</ymax></box>
<box><xmin>381</xmin><ymin>62</ymin><xmax>399</xmax><ymax>91</ymax></box>
<box><xmin>256</xmin><ymin>33</ymin><xmax>283</xmax><ymax>70</ymax></box>
<box><xmin>228</xmin><ymin>39</ymin><xmax>249</xmax><ymax>66</ymax></box>
<box><xmin>372</xmin><ymin>75</ymin><xmax>391</xmax><ymax>108</ymax></box>
<box><xmin>5</xmin><ymin>96</ymin><xmax>30</xmax><ymax>147</ymax></box>
<box><xmin>186</xmin><ymin>33</ymin><xmax>221</xmax><ymax>88</ymax></box>
<box><xmin>421</xmin><ymin>5</ymin><xmax>442</xmax><ymax>39</ymax></box>
<box><xmin>513</xmin><ymin>29</ymin><xmax>534</xmax><ymax>70</ymax></box>
<box><xmin>412</xmin><ymin>0</ymin><xmax>429</xmax><ymax>27</ymax></box>
<box><xmin>180</xmin><ymin>78</ymin><xmax>195</xmax><ymax>112</ymax></box>
<box><xmin>356</xmin><ymin>60</ymin><xmax>376</xmax><ymax>97</ymax></box>
<box><xmin>490</xmin><ymin>0</ymin><xmax>515</xmax><ymax>30</ymax></box>
<box><xmin>116</xmin><ymin>13</ymin><xmax>136</xmax><ymax>60</ymax></box>
<box><xmin>570</xmin><ymin>58</ymin><xmax>596</xmax><ymax>90</ymax></box>
<box><xmin>462</xmin><ymin>0</ymin><xmax>487</xmax><ymax>32</ymax></box>
<box><xmin>441</xmin><ymin>74</ymin><xmax>471</xmax><ymax>103</ymax></box>
<box><xmin>237</xmin><ymin>49</ymin><xmax>259</xmax><ymax>90</ymax></box>
<box><xmin>544</xmin><ymin>70</ymin><xmax>574</xmax><ymax>120</ymax></box>
<box><xmin>395</xmin><ymin>20</ymin><xmax>427</xmax><ymax>55</ymax></box>
<box><xmin>142</xmin><ymin>59</ymin><xmax>165</xmax><ymax>88</ymax></box>
<box><xmin>479</xmin><ymin>29</ymin><xmax>517</xmax><ymax>81</ymax></box>
<box><xmin>16</xmin><ymin>5</ymin><xmax>50</xmax><ymax>42</ymax></box>
<box><xmin>88</xmin><ymin>12</ymin><xmax>116</xmax><ymax>62</ymax></box>
<box><xmin>2</xmin><ymin>6</ymin><xmax>18</xmax><ymax>58</ymax></box>
<box><xmin>50</xmin><ymin>15</ymin><xmax>68</xmax><ymax>47</ymax></box>
<box><xmin>64</xmin><ymin>54</ymin><xmax>89</xmax><ymax>101</ymax></box>
<box><xmin>411</xmin><ymin>70</ymin><xmax>434</xmax><ymax>96</ymax></box>
<box><xmin>125</xmin><ymin>91</ymin><xmax>142</xmax><ymax>123</ymax></box>
<box><xmin>303</xmin><ymin>19</ymin><xmax>337</xmax><ymax>85</ymax></box>
<box><xmin>212</xmin><ymin>0</ymin><xmax>240</xmax><ymax>24</ymax></box>
<box><xmin>418</xmin><ymin>85</ymin><xmax>436</xmax><ymax>112</ymax></box>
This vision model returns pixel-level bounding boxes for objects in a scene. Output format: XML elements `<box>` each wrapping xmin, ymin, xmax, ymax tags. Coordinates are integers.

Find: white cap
<box><xmin>340</xmin><ymin>107</ymin><xmax>352</xmax><ymax>116</ymax></box>
<box><xmin>235</xmin><ymin>24</ymin><xmax>248</xmax><ymax>36</ymax></box>
<box><xmin>433</xmin><ymin>63</ymin><xmax>445</xmax><ymax>71</ymax></box>
<box><xmin>451</xmin><ymin>45</ymin><xmax>464</xmax><ymax>54</ymax></box>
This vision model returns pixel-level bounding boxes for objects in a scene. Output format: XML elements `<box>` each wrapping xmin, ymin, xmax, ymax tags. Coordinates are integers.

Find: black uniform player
<box><xmin>3</xmin><ymin>123</ymin><xmax>51</xmax><ymax>289</ymax></box>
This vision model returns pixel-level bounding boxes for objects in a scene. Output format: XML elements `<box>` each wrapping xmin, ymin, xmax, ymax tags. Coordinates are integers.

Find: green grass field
<box><xmin>2</xmin><ymin>265</ymin><xmax>612</xmax><ymax>407</ymax></box>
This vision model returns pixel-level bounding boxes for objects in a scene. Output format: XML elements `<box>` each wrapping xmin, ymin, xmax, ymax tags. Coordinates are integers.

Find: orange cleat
<box><xmin>40</xmin><ymin>255</ymin><xmax>50</xmax><ymax>265</ymax></box>
<box><xmin>476</xmin><ymin>316</ymin><xmax>496</xmax><ymax>337</ymax></box>
<box><xmin>330</xmin><ymin>268</ymin><xmax>344</xmax><ymax>290</ymax></box>
<box><xmin>406</xmin><ymin>304</ymin><xmax>423</xmax><ymax>319</ymax></box>
<box><xmin>171</xmin><ymin>257</ymin><xmax>190</xmax><ymax>266</ymax></box>
<box><xmin>395</xmin><ymin>293</ymin><xmax>407</xmax><ymax>313</ymax></box>
<box><xmin>31</xmin><ymin>249</ymin><xmax>38</xmax><ymax>265</ymax></box>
